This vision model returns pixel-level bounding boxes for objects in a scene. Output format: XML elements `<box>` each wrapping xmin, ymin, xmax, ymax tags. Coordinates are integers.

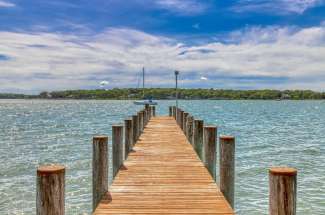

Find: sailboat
<box><xmin>133</xmin><ymin>67</ymin><xmax>158</xmax><ymax>105</ymax></box>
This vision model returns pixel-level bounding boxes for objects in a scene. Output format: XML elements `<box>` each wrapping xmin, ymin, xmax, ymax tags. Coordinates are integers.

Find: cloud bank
<box><xmin>0</xmin><ymin>25</ymin><xmax>325</xmax><ymax>93</ymax></box>
<box><xmin>233</xmin><ymin>0</ymin><xmax>323</xmax><ymax>15</ymax></box>
<box><xmin>0</xmin><ymin>0</ymin><xmax>15</xmax><ymax>8</ymax></box>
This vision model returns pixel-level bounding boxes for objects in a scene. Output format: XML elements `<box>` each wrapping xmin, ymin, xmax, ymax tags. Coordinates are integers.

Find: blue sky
<box><xmin>1</xmin><ymin>0</ymin><xmax>325</xmax><ymax>93</ymax></box>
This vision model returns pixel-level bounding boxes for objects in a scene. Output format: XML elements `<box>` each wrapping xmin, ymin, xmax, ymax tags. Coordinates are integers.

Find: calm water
<box><xmin>0</xmin><ymin>100</ymin><xmax>324</xmax><ymax>214</ymax></box>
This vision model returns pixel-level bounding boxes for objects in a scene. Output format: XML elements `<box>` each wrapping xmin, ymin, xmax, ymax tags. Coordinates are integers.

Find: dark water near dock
<box><xmin>0</xmin><ymin>100</ymin><xmax>324</xmax><ymax>214</ymax></box>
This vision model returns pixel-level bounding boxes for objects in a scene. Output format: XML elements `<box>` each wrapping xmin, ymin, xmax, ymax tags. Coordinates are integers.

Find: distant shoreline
<box><xmin>1</xmin><ymin>88</ymin><xmax>324</xmax><ymax>100</ymax></box>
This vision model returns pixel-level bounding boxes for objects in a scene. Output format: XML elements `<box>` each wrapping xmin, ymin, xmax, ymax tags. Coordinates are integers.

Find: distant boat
<box><xmin>134</xmin><ymin>67</ymin><xmax>158</xmax><ymax>106</ymax></box>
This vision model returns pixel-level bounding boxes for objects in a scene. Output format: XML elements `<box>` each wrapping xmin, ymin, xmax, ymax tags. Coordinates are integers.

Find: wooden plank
<box><xmin>93</xmin><ymin>116</ymin><xmax>234</xmax><ymax>215</ymax></box>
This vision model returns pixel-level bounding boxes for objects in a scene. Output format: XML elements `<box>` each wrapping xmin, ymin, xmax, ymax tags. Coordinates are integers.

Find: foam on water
<box><xmin>0</xmin><ymin>100</ymin><xmax>324</xmax><ymax>214</ymax></box>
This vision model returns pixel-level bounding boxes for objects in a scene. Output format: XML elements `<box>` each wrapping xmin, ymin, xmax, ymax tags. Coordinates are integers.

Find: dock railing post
<box><xmin>152</xmin><ymin>106</ymin><xmax>156</xmax><ymax>117</ymax></box>
<box><xmin>219</xmin><ymin>135</ymin><xmax>235</xmax><ymax>208</ymax></box>
<box><xmin>269</xmin><ymin>167</ymin><xmax>297</xmax><ymax>215</ymax></box>
<box><xmin>203</xmin><ymin>126</ymin><xmax>217</xmax><ymax>180</ymax></box>
<box><xmin>124</xmin><ymin>119</ymin><xmax>133</xmax><ymax>159</ymax></box>
<box><xmin>132</xmin><ymin>115</ymin><xmax>138</xmax><ymax>145</ymax></box>
<box><xmin>37</xmin><ymin>165</ymin><xmax>65</xmax><ymax>215</ymax></box>
<box><xmin>172</xmin><ymin>106</ymin><xmax>176</xmax><ymax>119</ymax></box>
<box><xmin>137</xmin><ymin>111</ymin><xmax>142</xmax><ymax>135</ymax></box>
<box><xmin>169</xmin><ymin>106</ymin><xmax>172</xmax><ymax>116</ymax></box>
<box><xmin>112</xmin><ymin>125</ymin><xmax>123</xmax><ymax>178</ymax></box>
<box><xmin>92</xmin><ymin>136</ymin><xmax>108</xmax><ymax>211</ymax></box>
<box><xmin>186</xmin><ymin>115</ymin><xmax>194</xmax><ymax>144</ymax></box>
<box><xmin>179</xmin><ymin>110</ymin><xmax>184</xmax><ymax>130</ymax></box>
<box><xmin>182</xmin><ymin>112</ymin><xmax>189</xmax><ymax>132</ymax></box>
<box><xmin>143</xmin><ymin>109</ymin><xmax>148</xmax><ymax>126</ymax></box>
<box><xmin>193</xmin><ymin>119</ymin><xmax>204</xmax><ymax>159</ymax></box>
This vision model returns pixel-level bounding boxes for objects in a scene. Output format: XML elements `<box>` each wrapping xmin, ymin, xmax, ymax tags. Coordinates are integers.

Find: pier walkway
<box><xmin>93</xmin><ymin>116</ymin><xmax>234</xmax><ymax>214</ymax></box>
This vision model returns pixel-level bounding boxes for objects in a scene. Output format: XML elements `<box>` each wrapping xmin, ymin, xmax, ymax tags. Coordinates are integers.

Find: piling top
<box><xmin>93</xmin><ymin>135</ymin><xmax>108</xmax><ymax>141</ymax></box>
<box><xmin>269</xmin><ymin>167</ymin><xmax>297</xmax><ymax>176</ymax></box>
<box><xmin>37</xmin><ymin>165</ymin><xmax>65</xmax><ymax>175</ymax></box>
<box><xmin>220</xmin><ymin>135</ymin><xmax>235</xmax><ymax>141</ymax></box>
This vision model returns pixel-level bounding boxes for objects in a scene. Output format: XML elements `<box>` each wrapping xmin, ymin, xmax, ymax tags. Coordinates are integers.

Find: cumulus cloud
<box><xmin>200</xmin><ymin>76</ymin><xmax>208</xmax><ymax>80</ymax></box>
<box><xmin>1</xmin><ymin>25</ymin><xmax>325</xmax><ymax>93</ymax></box>
<box><xmin>0</xmin><ymin>0</ymin><xmax>15</xmax><ymax>8</ymax></box>
<box><xmin>232</xmin><ymin>0</ymin><xmax>323</xmax><ymax>15</ymax></box>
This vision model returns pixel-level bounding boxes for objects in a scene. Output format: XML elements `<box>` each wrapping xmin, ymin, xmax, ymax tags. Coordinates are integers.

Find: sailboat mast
<box><xmin>142</xmin><ymin>67</ymin><xmax>145</xmax><ymax>99</ymax></box>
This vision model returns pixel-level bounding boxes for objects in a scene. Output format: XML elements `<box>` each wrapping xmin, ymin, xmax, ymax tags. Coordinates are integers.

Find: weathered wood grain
<box><xmin>269</xmin><ymin>167</ymin><xmax>297</xmax><ymax>215</ymax></box>
<box><xmin>219</xmin><ymin>135</ymin><xmax>235</xmax><ymax>208</ymax></box>
<box><xmin>93</xmin><ymin>136</ymin><xmax>108</xmax><ymax>211</ymax></box>
<box><xmin>37</xmin><ymin>165</ymin><xmax>65</xmax><ymax>215</ymax></box>
<box><xmin>112</xmin><ymin>125</ymin><xmax>124</xmax><ymax>178</ymax></box>
<box><xmin>203</xmin><ymin>126</ymin><xmax>217</xmax><ymax>181</ymax></box>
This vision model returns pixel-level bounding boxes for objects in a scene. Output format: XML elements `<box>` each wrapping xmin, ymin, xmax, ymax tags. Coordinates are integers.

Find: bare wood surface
<box><xmin>124</xmin><ymin>119</ymin><xmax>133</xmax><ymax>159</ymax></box>
<box><xmin>269</xmin><ymin>167</ymin><xmax>297</xmax><ymax>215</ymax></box>
<box><xmin>203</xmin><ymin>126</ymin><xmax>217</xmax><ymax>181</ymax></box>
<box><xmin>193</xmin><ymin>119</ymin><xmax>204</xmax><ymax>160</ymax></box>
<box><xmin>37</xmin><ymin>165</ymin><xmax>65</xmax><ymax>215</ymax></box>
<box><xmin>186</xmin><ymin>115</ymin><xmax>194</xmax><ymax>144</ymax></box>
<box><xmin>93</xmin><ymin>136</ymin><xmax>109</xmax><ymax>211</ymax></box>
<box><xmin>113</xmin><ymin>125</ymin><xmax>124</xmax><ymax>178</ymax></box>
<box><xmin>93</xmin><ymin>116</ymin><xmax>234</xmax><ymax>215</ymax></box>
<box><xmin>219</xmin><ymin>136</ymin><xmax>235</xmax><ymax>208</ymax></box>
<box><xmin>132</xmin><ymin>115</ymin><xmax>138</xmax><ymax>145</ymax></box>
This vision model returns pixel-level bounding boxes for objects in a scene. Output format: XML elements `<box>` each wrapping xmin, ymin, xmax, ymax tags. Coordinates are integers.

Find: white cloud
<box><xmin>154</xmin><ymin>0</ymin><xmax>208</xmax><ymax>15</ymax></box>
<box><xmin>0</xmin><ymin>0</ymin><xmax>15</xmax><ymax>8</ymax></box>
<box><xmin>200</xmin><ymin>76</ymin><xmax>208</xmax><ymax>80</ymax></box>
<box><xmin>1</xmin><ymin>25</ymin><xmax>325</xmax><ymax>93</ymax></box>
<box><xmin>232</xmin><ymin>0</ymin><xmax>323</xmax><ymax>15</ymax></box>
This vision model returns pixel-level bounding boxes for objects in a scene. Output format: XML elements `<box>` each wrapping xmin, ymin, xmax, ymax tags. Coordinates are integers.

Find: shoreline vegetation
<box><xmin>1</xmin><ymin>88</ymin><xmax>325</xmax><ymax>100</ymax></box>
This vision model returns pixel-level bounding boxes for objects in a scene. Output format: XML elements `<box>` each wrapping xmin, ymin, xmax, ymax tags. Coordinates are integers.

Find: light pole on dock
<box><xmin>175</xmin><ymin>70</ymin><xmax>179</xmax><ymax>109</ymax></box>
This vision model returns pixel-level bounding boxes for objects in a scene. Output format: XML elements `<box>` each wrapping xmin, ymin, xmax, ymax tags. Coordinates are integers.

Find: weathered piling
<box><xmin>269</xmin><ymin>167</ymin><xmax>297</xmax><ymax>215</ymax></box>
<box><xmin>186</xmin><ymin>115</ymin><xmax>194</xmax><ymax>144</ymax></box>
<box><xmin>124</xmin><ymin>119</ymin><xmax>133</xmax><ymax>158</ymax></box>
<box><xmin>169</xmin><ymin>106</ymin><xmax>173</xmax><ymax>116</ymax></box>
<box><xmin>37</xmin><ymin>165</ymin><xmax>65</xmax><ymax>215</ymax></box>
<box><xmin>179</xmin><ymin>110</ymin><xmax>184</xmax><ymax>130</ymax></box>
<box><xmin>152</xmin><ymin>106</ymin><xmax>156</xmax><ymax>117</ymax></box>
<box><xmin>132</xmin><ymin>115</ymin><xmax>138</xmax><ymax>145</ymax></box>
<box><xmin>193</xmin><ymin>119</ymin><xmax>204</xmax><ymax>159</ymax></box>
<box><xmin>203</xmin><ymin>126</ymin><xmax>217</xmax><ymax>180</ymax></box>
<box><xmin>92</xmin><ymin>136</ymin><xmax>108</xmax><ymax>211</ymax></box>
<box><xmin>112</xmin><ymin>125</ymin><xmax>123</xmax><ymax>178</ymax></box>
<box><xmin>142</xmin><ymin>110</ymin><xmax>146</xmax><ymax>128</ymax></box>
<box><xmin>219</xmin><ymin>135</ymin><xmax>235</xmax><ymax>208</ymax></box>
<box><xmin>182</xmin><ymin>112</ymin><xmax>189</xmax><ymax>132</ymax></box>
<box><xmin>137</xmin><ymin>111</ymin><xmax>143</xmax><ymax>135</ymax></box>
<box><xmin>172</xmin><ymin>106</ymin><xmax>176</xmax><ymax>119</ymax></box>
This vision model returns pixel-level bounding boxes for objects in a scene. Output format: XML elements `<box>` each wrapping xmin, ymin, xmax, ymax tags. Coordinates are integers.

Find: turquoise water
<box><xmin>0</xmin><ymin>100</ymin><xmax>324</xmax><ymax>214</ymax></box>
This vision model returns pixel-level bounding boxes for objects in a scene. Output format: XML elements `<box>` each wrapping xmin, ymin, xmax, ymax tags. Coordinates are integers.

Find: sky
<box><xmin>0</xmin><ymin>0</ymin><xmax>325</xmax><ymax>93</ymax></box>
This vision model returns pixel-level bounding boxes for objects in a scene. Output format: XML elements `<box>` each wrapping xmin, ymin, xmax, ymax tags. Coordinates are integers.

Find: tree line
<box><xmin>1</xmin><ymin>88</ymin><xmax>324</xmax><ymax>100</ymax></box>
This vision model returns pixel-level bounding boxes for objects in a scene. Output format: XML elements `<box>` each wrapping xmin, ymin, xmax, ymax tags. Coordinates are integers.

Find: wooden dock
<box><xmin>36</xmin><ymin>106</ymin><xmax>297</xmax><ymax>215</ymax></box>
<box><xmin>93</xmin><ymin>116</ymin><xmax>234</xmax><ymax>214</ymax></box>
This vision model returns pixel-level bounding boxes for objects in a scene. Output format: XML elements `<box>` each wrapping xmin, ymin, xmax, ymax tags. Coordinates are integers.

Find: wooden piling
<box><xmin>193</xmin><ymin>119</ymin><xmax>204</xmax><ymax>160</ymax></box>
<box><xmin>186</xmin><ymin>115</ymin><xmax>194</xmax><ymax>144</ymax></box>
<box><xmin>269</xmin><ymin>167</ymin><xmax>297</xmax><ymax>215</ymax></box>
<box><xmin>37</xmin><ymin>165</ymin><xmax>65</xmax><ymax>215</ymax></box>
<box><xmin>124</xmin><ymin>119</ymin><xmax>133</xmax><ymax>159</ymax></box>
<box><xmin>92</xmin><ymin>136</ymin><xmax>108</xmax><ymax>211</ymax></box>
<box><xmin>132</xmin><ymin>115</ymin><xmax>138</xmax><ymax>145</ymax></box>
<box><xmin>182</xmin><ymin>112</ymin><xmax>189</xmax><ymax>132</ymax></box>
<box><xmin>112</xmin><ymin>125</ymin><xmax>123</xmax><ymax>178</ymax></box>
<box><xmin>152</xmin><ymin>106</ymin><xmax>156</xmax><ymax>117</ymax></box>
<box><xmin>137</xmin><ymin>111</ymin><xmax>143</xmax><ymax>135</ymax></box>
<box><xmin>179</xmin><ymin>110</ymin><xmax>184</xmax><ymax>130</ymax></box>
<box><xmin>143</xmin><ymin>109</ymin><xmax>148</xmax><ymax>126</ymax></box>
<box><xmin>203</xmin><ymin>126</ymin><xmax>217</xmax><ymax>180</ymax></box>
<box><xmin>219</xmin><ymin>135</ymin><xmax>235</xmax><ymax>208</ymax></box>
<box><xmin>169</xmin><ymin>106</ymin><xmax>173</xmax><ymax>116</ymax></box>
<box><xmin>172</xmin><ymin>106</ymin><xmax>176</xmax><ymax>119</ymax></box>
